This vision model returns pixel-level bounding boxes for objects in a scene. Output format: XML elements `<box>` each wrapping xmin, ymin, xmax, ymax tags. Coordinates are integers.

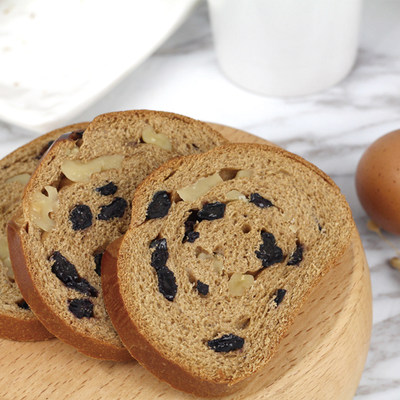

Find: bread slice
<box><xmin>0</xmin><ymin>123</ymin><xmax>88</xmax><ymax>341</ymax></box>
<box><xmin>7</xmin><ymin>110</ymin><xmax>227</xmax><ymax>360</ymax></box>
<box><xmin>102</xmin><ymin>143</ymin><xmax>354</xmax><ymax>396</ymax></box>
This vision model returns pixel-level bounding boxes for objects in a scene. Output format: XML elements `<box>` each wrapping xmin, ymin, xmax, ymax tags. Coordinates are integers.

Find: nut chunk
<box><xmin>5</xmin><ymin>173</ymin><xmax>31</xmax><ymax>185</ymax></box>
<box><xmin>228</xmin><ymin>273</ymin><xmax>254</xmax><ymax>296</ymax></box>
<box><xmin>61</xmin><ymin>154</ymin><xmax>124</xmax><ymax>183</ymax></box>
<box><xmin>31</xmin><ymin>186</ymin><xmax>59</xmax><ymax>231</ymax></box>
<box><xmin>141</xmin><ymin>125</ymin><xmax>172</xmax><ymax>151</ymax></box>
<box><xmin>177</xmin><ymin>173</ymin><xmax>223</xmax><ymax>202</ymax></box>
<box><xmin>226</xmin><ymin>190</ymin><xmax>248</xmax><ymax>202</ymax></box>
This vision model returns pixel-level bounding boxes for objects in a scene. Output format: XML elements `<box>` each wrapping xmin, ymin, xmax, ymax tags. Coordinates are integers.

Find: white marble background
<box><xmin>0</xmin><ymin>0</ymin><xmax>400</xmax><ymax>398</ymax></box>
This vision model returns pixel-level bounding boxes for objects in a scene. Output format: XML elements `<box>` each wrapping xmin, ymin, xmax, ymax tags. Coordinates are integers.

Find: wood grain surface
<box><xmin>0</xmin><ymin>125</ymin><xmax>372</xmax><ymax>400</ymax></box>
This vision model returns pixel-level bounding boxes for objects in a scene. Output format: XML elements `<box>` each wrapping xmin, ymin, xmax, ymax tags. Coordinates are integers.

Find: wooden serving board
<box><xmin>0</xmin><ymin>125</ymin><xmax>372</xmax><ymax>400</ymax></box>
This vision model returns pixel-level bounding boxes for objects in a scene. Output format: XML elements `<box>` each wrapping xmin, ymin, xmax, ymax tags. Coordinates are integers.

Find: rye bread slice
<box><xmin>101</xmin><ymin>143</ymin><xmax>354</xmax><ymax>396</ymax></box>
<box><xmin>0</xmin><ymin>123</ymin><xmax>88</xmax><ymax>341</ymax></box>
<box><xmin>7</xmin><ymin>110</ymin><xmax>227</xmax><ymax>360</ymax></box>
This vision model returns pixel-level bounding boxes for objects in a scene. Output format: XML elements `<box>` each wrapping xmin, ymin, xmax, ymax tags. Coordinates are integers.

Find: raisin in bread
<box><xmin>0</xmin><ymin>123</ymin><xmax>88</xmax><ymax>341</ymax></box>
<box><xmin>101</xmin><ymin>143</ymin><xmax>355</xmax><ymax>396</ymax></box>
<box><xmin>7</xmin><ymin>110</ymin><xmax>227</xmax><ymax>360</ymax></box>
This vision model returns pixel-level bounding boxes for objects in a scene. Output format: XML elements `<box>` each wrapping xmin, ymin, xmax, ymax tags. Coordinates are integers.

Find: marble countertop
<box><xmin>0</xmin><ymin>0</ymin><xmax>399</xmax><ymax>398</ymax></box>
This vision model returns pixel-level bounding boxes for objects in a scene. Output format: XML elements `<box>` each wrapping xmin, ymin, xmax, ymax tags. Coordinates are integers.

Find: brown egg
<box><xmin>356</xmin><ymin>129</ymin><xmax>400</xmax><ymax>234</ymax></box>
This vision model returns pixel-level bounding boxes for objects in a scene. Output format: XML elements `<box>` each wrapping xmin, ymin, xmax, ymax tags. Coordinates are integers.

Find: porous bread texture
<box><xmin>0</xmin><ymin>123</ymin><xmax>88</xmax><ymax>341</ymax></box>
<box><xmin>10</xmin><ymin>110</ymin><xmax>227</xmax><ymax>359</ymax></box>
<box><xmin>106</xmin><ymin>143</ymin><xmax>354</xmax><ymax>395</ymax></box>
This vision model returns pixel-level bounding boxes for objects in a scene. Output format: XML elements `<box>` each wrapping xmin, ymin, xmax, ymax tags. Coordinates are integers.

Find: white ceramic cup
<box><xmin>208</xmin><ymin>0</ymin><xmax>363</xmax><ymax>97</ymax></box>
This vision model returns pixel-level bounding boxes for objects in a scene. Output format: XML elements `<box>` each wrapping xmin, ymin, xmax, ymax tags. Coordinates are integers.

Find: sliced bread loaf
<box><xmin>102</xmin><ymin>143</ymin><xmax>354</xmax><ymax>396</ymax></box>
<box><xmin>7</xmin><ymin>110</ymin><xmax>227</xmax><ymax>360</ymax></box>
<box><xmin>0</xmin><ymin>123</ymin><xmax>88</xmax><ymax>341</ymax></box>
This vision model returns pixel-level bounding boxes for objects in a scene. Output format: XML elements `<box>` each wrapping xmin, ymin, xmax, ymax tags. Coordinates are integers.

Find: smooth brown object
<box><xmin>0</xmin><ymin>124</ymin><xmax>371</xmax><ymax>399</ymax></box>
<box><xmin>356</xmin><ymin>129</ymin><xmax>400</xmax><ymax>234</ymax></box>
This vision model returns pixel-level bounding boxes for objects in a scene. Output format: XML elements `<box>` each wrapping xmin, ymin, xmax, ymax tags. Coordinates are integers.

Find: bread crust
<box><xmin>0</xmin><ymin>123</ymin><xmax>89</xmax><ymax>342</ymax></box>
<box><xmin>102</xmin><ymin>238</ymin><xmax>247</xmax><ymax>397</ymax></box>
<box><xmin>7</xmin><ymin>220</ymin><xmax>132</xmax><ymax>361</ymax></box>
<box><xmin>102</xmin><ymin>142</ymin><xmax>355</xmax><ymax>396</ymax></box>
<box><xmin>0</xmin><ymin>313</ymin><xmax>53</xmax><ymax>342</ymax></box>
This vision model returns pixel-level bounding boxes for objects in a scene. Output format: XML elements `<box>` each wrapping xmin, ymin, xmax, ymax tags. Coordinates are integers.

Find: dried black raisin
<box><xmin>149</xmin><ymin>238</ymin><xmax>177</xmax><ymax>301</ymax></box>
<box><xmin>185</xmin><ymin>231</ymin><xmax>200</xmax><ymax>243</ymax></box>
<box><xmin>69</xmin><ymin>204</ymin><xmax>93</xmax><ymax>231</ymax></box>
<box><xmin>150</xmin><ymin>238</ymin><xmax>169</xmax><ymax>271</ymax></box>
<box><xmin>274</xmin><ymin>289</ymin><xmax>287</xmax><ymax>305</ymax></box>
<box><xmin>249</xmin><ymin>193</ymin><xmax>273</xmax><ymax>208</ymax></box>
<box><xmin>94</xmin><ymin>252</ymin><xmax>103</xmax><ymax>276</ymax></box>
<box><xmin>68</xmin><ymin>298</ymin><xmax>94</xmax><ymax>319</ymax></box>
<box><xmin>255</xmin><ymin>231</ymin><xmax>283</xmax><ymax>268</ymax></box>
<box><xmin>287</xmin><ymin>243</ymin><xmax>303</xmax><ymax>266</ymax></box>
<box><xmin>95</xmin><ymin>182</ymin><xmax>117</xmax><ymax>196</ymax></box>
<box><xmin>185</xmin><ymin>210</ymin><xmax>198</xmax><ymax>226</ymax></box>
<box><xmin>150</xmin><ymin>237</ymin><xmax>166</xmax><ymax>249</ymax></box>
<box><xmin>36</xmin><ymin>140</ymin><xmax>54</xmax><ymax>159</ymax></box>
<box><xmin>196</xmin><ymin>280</ymin><xmax>209</xmax><ymax>295</ymax></box>
<box><xmin>97</xmin><ymin>197</ymin><xmax>128</xmax><ymax>220</ymax></box>
<box><xmin>51</xmin><ymin>252</ymin><xmax>98</xmax><ymax>297</ymax></box>
<box><xmin>70</xmin><ymin>129</ymin><xmax>85</xmax><ymax>140</ymax></box>
<box><xmin>182</xmin><ymin>210</ymin><xmax>200</xmax><ymax>243</ymax></box>
<box><xmin>198</xmin><ymin>202</ymin><xmax>226</xmax><ymax>221</ymax></box>
<box><xmin>146</xmin><ymin>191</ymin><xmax>171</xmax><ymax>220</ymax></box>
<box><xmin>16</xmin><ymin>299</ymin><xmax>30</xmax><ymax>310</ymax></box>
<box><xmin>156</xmin><ymin>265</ymin><xmax>177</xmax><ymax>302</ymax></box>
<box><xmin>208</xmin><ymin>334</ymin><xmax>244</xmax><ymax>353</ymax></box>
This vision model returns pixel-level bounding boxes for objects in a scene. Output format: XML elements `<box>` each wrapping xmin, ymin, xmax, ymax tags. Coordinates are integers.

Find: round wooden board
<box><xmin>0</xmin><ymin>125</ymin><xmax>372</xmax><ymax>400</ymax></box>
